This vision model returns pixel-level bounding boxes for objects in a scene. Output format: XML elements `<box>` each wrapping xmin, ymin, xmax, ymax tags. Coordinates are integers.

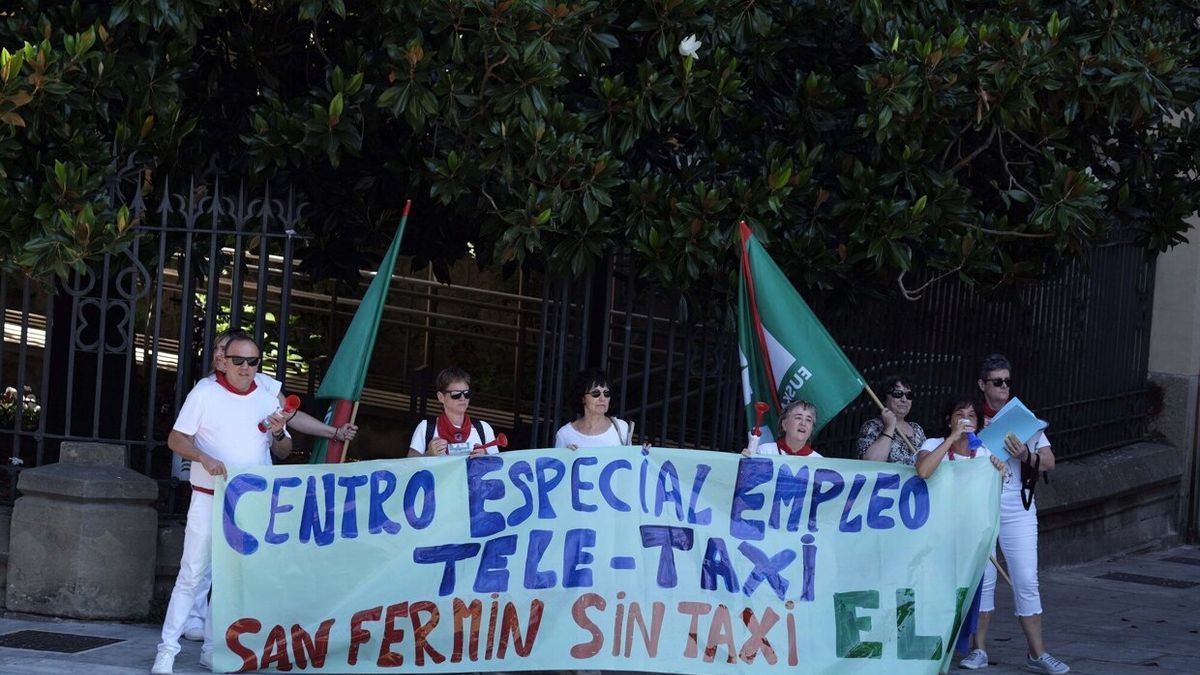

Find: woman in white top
<box><xmin>742</xmin><ymin>400</ymin><xmax>822</xmax><ymax>457</ymax></box>
<box><xmin>555</xmin><ymin>369</ymin><xmax>632</xmax><ymax>449</ymax></box>
<box><xmin>915</xmin><ymin>394</ymin><xmax>1006</xmax><ymax>478</ymax></box>
<box><xmin>915</xmin><ymin>393</ymin><xmax>1006</xmax><ymax>672</ymax></box>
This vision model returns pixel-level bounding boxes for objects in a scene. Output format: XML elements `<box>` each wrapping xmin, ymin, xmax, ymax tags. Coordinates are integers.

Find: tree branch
<box><xmin>897</xmin><ymin>266</ymin><xmax>962</xmax><ymax>301</ymax></box>
<box><xmin>949</xmin><ymin>126</ymin><xmax>997</xmax><ymax>174</ymax></box>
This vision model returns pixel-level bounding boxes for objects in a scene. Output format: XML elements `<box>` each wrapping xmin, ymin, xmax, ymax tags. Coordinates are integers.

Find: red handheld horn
<box><xmin>282</xmin><ymin>394</ymin><xmax>301</xmax><ymax>414</ymax></box>
<box><xmin>752</xmin><ymin>401</ymin><xmax>770</xmax><ymax>436</ymax></box>
<box><xmin>473</xmin><ymin>433</ymin><xmax>509</xmax><ymax>452</ymax></box>
<box><xmin>259</xmin><ymin>394</ymin><xmax>303</xmax><ymax>433</ymax></box>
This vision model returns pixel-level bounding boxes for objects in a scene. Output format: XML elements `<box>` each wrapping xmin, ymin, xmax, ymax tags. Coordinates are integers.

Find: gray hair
<box><xmin>978</xmin><ymin>353</ymin><xmax>1011</xmax><ymax>380</ymax></box>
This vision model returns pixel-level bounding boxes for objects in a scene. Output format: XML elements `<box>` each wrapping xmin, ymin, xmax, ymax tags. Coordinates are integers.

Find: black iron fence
<box><xmin>529</xmin><ymin>237</ymin><xmax>1156</xmax><ymax>460</ymax></box>
<box><xmin>0</xmin><ymin>176</ymin><xmax>304</xmax><ymax>514</ymax></box>
<box><xmin>0</xmin><ymin>174</ymin><xmax>1157</xmax><ymax>513</ymax></box>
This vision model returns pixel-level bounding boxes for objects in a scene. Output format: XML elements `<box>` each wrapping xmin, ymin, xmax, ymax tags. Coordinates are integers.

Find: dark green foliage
<box><xmin>2</xmin><ymin>0</ymin><xmax>1197</xmax><ymax>299</ymax></box>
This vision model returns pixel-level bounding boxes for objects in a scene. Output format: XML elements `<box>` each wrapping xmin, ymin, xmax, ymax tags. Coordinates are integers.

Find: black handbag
<box><xmin>1019</xmin><ymin>450</ymin><xmax>1041</xmax><ymax>510</ymax></box>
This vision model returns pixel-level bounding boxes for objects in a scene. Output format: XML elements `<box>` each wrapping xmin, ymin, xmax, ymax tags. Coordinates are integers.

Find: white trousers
<box><xmin>981</xmin><ymin>490</ymin><xmax>1043</xmax><ymax>616</ymax></box>
<box><xmin>158</xmin><ymin>491</ymin><xmax>215</xmax><ymax>655</ymax></box>
<box><xmin>183</xmin><ymin>571</ymin><xmax>211</xmax><ymax>632</ymax></box>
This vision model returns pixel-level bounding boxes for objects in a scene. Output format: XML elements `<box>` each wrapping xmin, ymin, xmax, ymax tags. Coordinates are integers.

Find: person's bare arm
<box><xmin>168</xmin><ymin>429</ymin><xmax>226</xmax><ymax>478</ymax></box>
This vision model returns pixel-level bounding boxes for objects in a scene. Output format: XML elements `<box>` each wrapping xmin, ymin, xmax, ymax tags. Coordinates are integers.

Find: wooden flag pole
<box><xmin>863</xmin><ymin>385</ymin><xmax>1013</xmax><ymax>586</ymax></box>
<box><xmin>337</xmin><ymin>401</ymin><xmax>362</xmax><ymax>463</ymax></box>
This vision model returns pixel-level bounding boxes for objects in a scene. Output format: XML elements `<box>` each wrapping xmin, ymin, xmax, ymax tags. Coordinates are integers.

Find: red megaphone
<box><xmin>473</xmin><ymin>432</ymin><xmax>509</xmax><ymax>452</ymax></box>
<box><xmin>259</xmin><ymin>394</ymin><xmax>301</xmax><ymax>432</ymax></box>
<box><xmin>752</xmin><ymin>401</ymin><xmax>770</xmax><ymax>437</ymax></box>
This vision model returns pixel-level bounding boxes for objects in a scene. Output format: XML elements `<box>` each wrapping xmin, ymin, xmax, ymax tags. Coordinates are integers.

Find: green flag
<box><xmin>311</xmin><ymin>202</ymin><xmax>410</xmax><ymax>463</ymax></box>
<box><xmin>737</xmin><ymin>221</ymin><xmax>865</xmax><ymax>443</ymax></box>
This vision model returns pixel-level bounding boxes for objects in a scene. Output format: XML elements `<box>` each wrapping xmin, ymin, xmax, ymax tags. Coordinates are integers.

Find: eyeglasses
<box><xmin>988</xmin><ymin>378</ymin><xmax>1012</xmax><ymax>388</ymax></box>
<box><xmin>443</xmin><ymin>390</ymin><xmax>471</xmax><ymax>400</ymax></box>
<box><xmin>587</xmin><ymin>389</ymin><xmax>612</xmax><ymax>399</ymax></box>
<box><xmin>888</xmin><ymin>390</ymin><xmax>914</xmax><ymax>400</ymax></box>
<box><xmin>227</xmin><ymin>356</ymin><xmax>260</xmax><ymax>367</ymax></box>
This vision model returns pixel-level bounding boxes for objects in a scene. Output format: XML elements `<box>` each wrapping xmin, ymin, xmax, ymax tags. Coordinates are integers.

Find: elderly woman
<box><xmin>742</xmin><ymin>400</ymin><xmax>822</xmax><ymax>457</ymax></box>
<box><xmin>856</xmin><ymin>375</ymin><xmax>926</xmax><ymax>464</ymax></box>
<box><xmin>555</xmin><ymin>369</ymin><xmax>633</xmax><ymax>449</ymax></box>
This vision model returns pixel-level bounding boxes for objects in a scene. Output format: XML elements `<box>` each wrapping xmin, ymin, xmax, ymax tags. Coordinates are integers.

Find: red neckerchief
<box><xmin>948</xmin><ymin>447</ymin><xmax>977</xmax><ymax>461</ymax></box>
<box><xmin>215</xmin><ymin>372</ymin><xmax>257</xmax><ymax>396</ymax></box>
<box><xmin>982</xmin><ymin>402</ymin><xmax>999</xmax><ymax>423</ymax></box>
<box><xmin>436</xmin><ymin>413</ymin><xmax>472</xmax><ymax>444</ymax></box>
<box><xmin>778</xmin><ymin>438</ymin><xmax>814</xmax><ymax>457</ymax></box>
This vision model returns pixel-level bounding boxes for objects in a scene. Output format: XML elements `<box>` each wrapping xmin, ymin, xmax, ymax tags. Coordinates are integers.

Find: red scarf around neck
<box><xmin>215</xmin><ymin>372</ymin><xmax>257</xmax><ymax>395</ymax></box>
<box><xmin>436</xmin><ymin>413</ymin><xmax>472</xmax><ymax>443</ymax></box>
<box><xmin>982</xmin><ymin>402</ymin><xmax>999</xmax><ymax>419</ymax></box>
<box><xmin>778</xmin><ymin>438</ymin><xmax>814</xmax><ymax>457</ymax></box>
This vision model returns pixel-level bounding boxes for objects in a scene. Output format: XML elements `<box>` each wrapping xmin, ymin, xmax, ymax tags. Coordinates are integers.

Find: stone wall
<box><xmin>1036</xmin><ymin>441</ymin><xmax>1183</xmax><ymax>567</ymax></box>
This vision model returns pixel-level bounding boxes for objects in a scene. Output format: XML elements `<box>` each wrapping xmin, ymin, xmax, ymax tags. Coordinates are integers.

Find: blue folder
<box><xmin>977</xmin><ymin>397</ymin><xmax>1047</xmax><ymax>461</ymax></box>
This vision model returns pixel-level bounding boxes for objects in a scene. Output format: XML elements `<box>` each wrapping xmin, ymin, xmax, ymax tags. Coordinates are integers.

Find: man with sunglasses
<box><xmin>963</xmin><ymin>353</ymin><xmax>1068</xmax><ymax>674</ymax></box>
<box><xmin>152</xmin><ymin>332</ymin><xmax>292</xmax><ymax>675</ymax></box>
<box><xmin>408</xmin><ymin>366</ymin><xmax>497</xmax><ymax>457</ymax></box>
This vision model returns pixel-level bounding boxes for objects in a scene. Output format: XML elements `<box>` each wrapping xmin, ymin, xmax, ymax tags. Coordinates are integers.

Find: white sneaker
<box><xmin>960</xmin><ymin>649</ymin><xmax>989</xmax><ymax>669</ymax></box>
<box><xmin>1026</xmin><ymin>652</ymin><xmax>1070</xmax><ymax>674</ymax></box>
<box><xmin>150</xmin><ymin>650</ymin><xmax>175</xmax><ymax>674</ymax></box>
<box><xmin>200</xmin><ymin>650</ymin><xmax>213</xmax><ymax>670</ymax></box>
<box><xmin>183</xmin><ymin>626</ymin><xmax>205</xmax><ymax>641</ymax></box>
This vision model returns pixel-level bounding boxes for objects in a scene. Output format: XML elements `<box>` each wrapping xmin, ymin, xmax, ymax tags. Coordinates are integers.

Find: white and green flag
<box><xmin>737</xmin><ymin>221</ymin><xmax>865</xmax><ymax>442</ymax></box>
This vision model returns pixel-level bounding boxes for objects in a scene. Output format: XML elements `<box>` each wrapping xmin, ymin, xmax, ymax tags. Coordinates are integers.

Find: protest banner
<box><xmin>213</xmin><ymin>448</ymin><xmax>1000</xmax><ymax>674</ymax></box>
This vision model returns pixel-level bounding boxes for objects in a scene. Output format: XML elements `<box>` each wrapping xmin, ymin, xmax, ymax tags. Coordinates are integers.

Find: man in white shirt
<box><xmin>151</xmin><ymin>332</ymin><xmax>292</xmax><ymax>674</ymax></box>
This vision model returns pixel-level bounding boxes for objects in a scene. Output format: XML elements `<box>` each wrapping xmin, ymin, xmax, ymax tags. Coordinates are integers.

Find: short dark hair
<box><xmin>939</xmin><ymin>393</ymin><xmax>983</xmax><ymax>437</ymax></box>
<box><xmin>570</xmin><ymin>368</ymin><xmax>611</xmax><ymax>417</ymax></box>
<box><xmin>879</xmin><ymin>374</ymin><xmax>914</xmax><ymax>396</ymax></box>
<box><xmin>436</xmin><ymin>366</ymin><xmax>472</xmax><ymax>392</ymax></box>
<box><xmin>978</xmin><ymin>353</ymin><xmax>1011</xmax><ymax>380</ymax></box>
<box><xmin>223</xmin><ymin>330</ymin><xmax>259</xmax><ymax>355</ymax></box>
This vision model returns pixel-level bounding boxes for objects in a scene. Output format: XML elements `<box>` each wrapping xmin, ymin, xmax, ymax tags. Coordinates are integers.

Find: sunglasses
<box><xmin>443</xmin><ymin>390</ymin><xmax>471</xmax><ymax>400</ymax></box>
<box><xmin>227</xmin><ymin>356</ymin><xmax>260</xmax><ymax>367</ymax></box>
<box><xmin>888</xmin><ymin>390</ymin><xmax>914</xmax><ymax>400</ymax></box>
<box><xmin>988</xmin><ymin>378</ymin><xmax>1012</xmax><ymax>388</ymax></box>
<box><xmin>587</xmin><ymin>389</ymin><xmax>612</xmax><ymax>399</ymax></box>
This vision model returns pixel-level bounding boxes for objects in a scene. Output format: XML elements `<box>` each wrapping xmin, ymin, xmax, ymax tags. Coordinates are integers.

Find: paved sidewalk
<box><xmin>0</xmin><ymin>544</ymin><xmax>1197</xmax><ymax>674</ymax></box>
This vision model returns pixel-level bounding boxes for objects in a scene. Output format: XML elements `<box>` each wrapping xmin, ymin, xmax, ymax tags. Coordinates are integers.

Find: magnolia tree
<box><xmin>1</xmin><ymin>1</ymin><xmax>1198</xmax><ymax>299</ymax></box>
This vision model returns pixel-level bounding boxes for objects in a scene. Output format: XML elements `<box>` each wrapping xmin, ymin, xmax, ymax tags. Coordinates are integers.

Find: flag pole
<box><xmin>337</xmin><ymin>401</ymin><xmax>362</xmax><ymax>463</ymax></box>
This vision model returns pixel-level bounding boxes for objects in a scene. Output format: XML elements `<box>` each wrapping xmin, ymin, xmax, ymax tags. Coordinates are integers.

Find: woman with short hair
<box><xmin>743</xmin><ymin>399</ymin><xmax>822</xmax><ymax>457</ymax></box>
<box><xmin>555</xmin><ymin>369</ymin><xmax>633</xmax><ymax>449</ymax></box>
<box><xmin>856</xmin><ymin>375</ymin><xmax>926</xmax><ymax>464</ymax></box>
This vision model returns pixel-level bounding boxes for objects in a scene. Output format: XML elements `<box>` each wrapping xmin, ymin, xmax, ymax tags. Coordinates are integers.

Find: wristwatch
<box><xmin>273</xmin><ymin>429</ymin><xmax>286</xmax><ymax>441</ymax></box>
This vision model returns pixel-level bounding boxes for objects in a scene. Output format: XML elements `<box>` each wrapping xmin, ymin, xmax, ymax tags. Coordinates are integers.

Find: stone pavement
<box><xmin>0</xmin><ymin>544</ymin><xmax>1197</xmax><ymax>674</ymax></box>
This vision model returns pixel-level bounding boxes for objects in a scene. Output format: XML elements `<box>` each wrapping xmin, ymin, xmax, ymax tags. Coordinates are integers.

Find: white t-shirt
<box><xmin>199</xmin><ymin>372</ymin><xmax>283</xmax><ymax>397</ymax></box>
<box><xmin>754</xmin><ymin>441</ymin><xmax>823</xmax><ymax>458</ymax></box>
<box><xmin>554</xmin><ymin>417</ymin><xmax>631</xmax><ymax>448</ymax></box>
<box><xmin>174</xmin><ymin>380</ymin><xmax>283</xmax><ymax>490</ymax></box>
<box><xmin>409</xmin><ymin>418</ymin><xmax>497</xmax><ymax>456</ymax></box>
<box><xmin>920</xmin><ymin>437</ymin><xmax>1014</xmax><ymax>490</ymax></box>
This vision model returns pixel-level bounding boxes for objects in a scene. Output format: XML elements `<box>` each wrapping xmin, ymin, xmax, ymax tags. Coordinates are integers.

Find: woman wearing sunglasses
<box><xmin>967</xmin><ymin>354</ymin><xmax>1068</xmax><ymax>674</ymax></box>
<box><xmin>408</xmin><ymin>366</ymin><xmax>497</xmax><ymax>457</ymax></box>
<box><xmin>555</xmin><ymin>369</ymin><xmax>633</xmax><ymax>449</ymax></box>
<box><xmin>856</xmin><ymin>375</ymin><xmax>926</xmax><ymax>465</ymax></box>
